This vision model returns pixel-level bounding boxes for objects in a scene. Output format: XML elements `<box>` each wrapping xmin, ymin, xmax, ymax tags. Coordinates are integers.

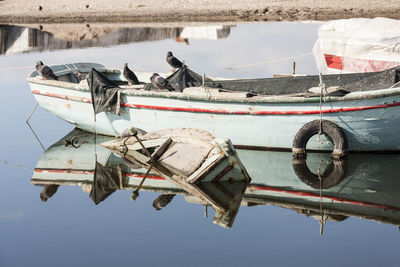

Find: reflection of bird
<box><xmin>152</xmin><ymin>194</ymin><xmax>176</xmax><ymax>210</ymax></box>
<box><xmin>36</xmin><ymin>61</ymin><xmax>58</xmax><ymax>80</ymax></box>
<box><xmin>174</xmin><ymin>37</ymin><xmax>189</xmax><ymax>45</ymax></box>
<box><xmin>40</xmin><ymin>184</ymin><xmax>60</xmax><ymax>202</ymax></box>
<box><xmin>123</xmin><ymin>63</ymin><xmax>140</xmax><ymax>85</ymax></box>
<box><xmin>166</xmin><ymin>51</ymin><xmax>183</xmax><ymax>69</ymax></box>
<box><xmin>150</xmin><ymin>73</ymin><xmax>174</xmax><ymax>92</ymax></box>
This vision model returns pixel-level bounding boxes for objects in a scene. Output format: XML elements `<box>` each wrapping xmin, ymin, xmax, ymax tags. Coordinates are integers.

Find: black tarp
<box><xmin>88</xmin><ymin>68</ymin><xmax>121</xmax><ymax>115</ymax></box>
<box><xmin>143</xmin><ymin>65</ymin><xmax>400</xmax><ymax>96</ymax></box>
<box><xmin>144</xmin><ymin>66</ymin><xmax>213</xmax><ymax>92</ymax></box>
<box><xmin>341</xmin><ymin>67</ymin><xmax>400</xmax><ymax>92</ymax></box>
<box><xmin>202</xmin><ymin>66</ymin><xmax>400</xmax><ymax>96</ymax></box>
<box><xmin>89</xmin><ymin>162</ymin><xmax>121</xmax><ymax>205</ymax></box>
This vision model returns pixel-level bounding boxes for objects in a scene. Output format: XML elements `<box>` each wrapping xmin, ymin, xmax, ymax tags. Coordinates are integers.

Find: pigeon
<box><xmin>166</xmin><ymin>51</ymin><xmax>183</xmax><ymax>69</ymax></box>
<box><xmin>150</xmin><ymin>73</ymin><xmax>174</xmax><ymax>92</ymax></box>
<box><xmin>123</xmin><ymin>63</ymin><xmax>140</xmax><ymax>85</ymax></box>
<box><xmin>36</xmin><ymin>61</ymin><xmax>58</xmax><ymax>80</ymax></box>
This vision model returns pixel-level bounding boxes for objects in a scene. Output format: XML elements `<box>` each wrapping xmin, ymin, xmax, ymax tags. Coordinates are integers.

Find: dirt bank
<box><xmin>1</xmin><ymin>0</ymin><xmax>400</xmax><ymax>24</ymax></box>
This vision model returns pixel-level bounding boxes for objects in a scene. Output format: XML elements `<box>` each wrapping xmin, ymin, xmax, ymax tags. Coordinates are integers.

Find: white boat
<box><xmin>27</xmin><ymin>62</ymin><xmax>400</xmax><ymax>153</ymax></box>
<box><xmin>101</xmin><ymin>128</ymin><xmax>250</xmax><ymax>183</ymax></box>
<box><xmin>314</xmin><ymin>17</ymin><xmax>400</xmax><ymax>74</ymax></box>
<box><xmin>102</xmin><ymin>128</ymin><xmax>250</xmax><ymax>228</ymax></box>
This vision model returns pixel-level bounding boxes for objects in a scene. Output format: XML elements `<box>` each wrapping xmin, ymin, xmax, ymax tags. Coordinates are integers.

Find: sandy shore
<box><xmin>1</xmin><ymin>0</ymin><xmax>400</xmax><ymax>24</ymax></box>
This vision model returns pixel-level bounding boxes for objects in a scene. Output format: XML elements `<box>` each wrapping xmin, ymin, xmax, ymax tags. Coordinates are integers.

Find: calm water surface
<box><xmin>0</xmin><ymin>22</ymin><xmax>399</xmax><ymax>267</ymax></box>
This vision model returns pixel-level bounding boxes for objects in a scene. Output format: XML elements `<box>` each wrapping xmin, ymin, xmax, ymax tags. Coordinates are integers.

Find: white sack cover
<box><xmin>313</xmin><ymin>18</ymin><xmax>400</xmax><ymax>74</ymax></box>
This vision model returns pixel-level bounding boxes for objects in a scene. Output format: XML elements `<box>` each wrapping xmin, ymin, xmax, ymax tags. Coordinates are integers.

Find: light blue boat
<box><xmin>27</xmin><ymin>63</ymin><xmax>400</xmax><ymax>153</ymax></box>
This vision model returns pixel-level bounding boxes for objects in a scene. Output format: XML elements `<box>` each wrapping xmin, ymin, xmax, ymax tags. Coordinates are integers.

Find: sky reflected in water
<box><xmin>1</xmin><ymin>22</ymin><xmax>400</xmax><ymax>267</ymax></box>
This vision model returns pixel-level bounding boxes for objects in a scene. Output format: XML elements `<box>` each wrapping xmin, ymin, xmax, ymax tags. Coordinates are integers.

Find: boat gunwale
<box><xmin>28</xmin><ymin>76</ymin><xmax>400</xmax><ymax>105</ymax></box>
<box><xmin>30</xmin><ymin>176</ymin><xmax>400</xmax><ymax>226</ymax></box>
<box><xmin>243</xmin><ymin>195</ymin><xmax>400</xmax><ymax>226</ymax></box>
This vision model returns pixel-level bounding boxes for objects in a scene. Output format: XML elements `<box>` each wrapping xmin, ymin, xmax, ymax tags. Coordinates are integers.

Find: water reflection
<box><xmin>0</xmin><ymin>24</ymin><xmax>232</xmax><ymax>55</ymax></box>
<box><xmin>31</xmin><ymin>129</ymin><xmax>248</xmax><ymax>228</ymax></box>
<box><xmin>31</xmin><ymin>129</ymin><xmax>400</xmax><ymax>231</ymax></box>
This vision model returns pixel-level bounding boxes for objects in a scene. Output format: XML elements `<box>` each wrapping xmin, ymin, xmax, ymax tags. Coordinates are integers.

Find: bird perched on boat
<box><xmin>166</xmin><ymin>51</ymin><xmax>184</xmax><ymax>70</ymax></box>
<box><xmin>150</xmin><ymin>73</ymin><xmax>175</xmax><ymax>92</ymax></box>
<box><xmin>123</xmin><ymin>63</ymin><xmax>140</xmax><ymax>85</ymax></box>
<box><xmin>35</xmin><ymin>61</ymin><xmax>58</xmax><ymax>80</ymax></box>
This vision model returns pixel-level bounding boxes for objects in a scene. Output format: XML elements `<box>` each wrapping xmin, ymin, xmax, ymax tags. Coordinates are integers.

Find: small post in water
<box><xmin>292</xmin><ymin>61</ymin><xmax>296</xmax><ymax>75</ymax></box>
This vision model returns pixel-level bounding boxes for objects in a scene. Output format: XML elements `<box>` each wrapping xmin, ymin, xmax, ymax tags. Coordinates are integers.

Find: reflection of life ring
<box><xmin>64</xmin><ymin>136</ymin><xmax>82</xmax><ymax>148</ymax></box>
<box><xmin>71</xmin><ymin>136</ymin><xmax>81</xmax><ymax>148</ymax></box>
<box><xmin>292</xmin><ymin>158</ymin><xmax>348</xmax><ymax>189</ymax></box>
<box><xmin>292</xmin><ymin>120</ymin><xmax>347</xmax><ymax>159</ymax></box>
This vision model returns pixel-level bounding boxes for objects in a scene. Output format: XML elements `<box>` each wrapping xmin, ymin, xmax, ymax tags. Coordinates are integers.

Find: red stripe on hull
<box><xmin>123</xmin><ymin>102</ymin><xmax>400</xmax><ymax>115</ymax></box>
<box><xmin>125</xmin><ymin>173</ymin><xmax>165</xmax><ymax>180</ymax></box>
<box><xmin>34</xmin><ymin>169</ymin><xmax>95</xmax><ymax>175</ymax></box>
<box><xmin>251</xmin><ymin>185</ymin><xmax>400</xmax><ymax>212</ymax></box>
<box><xmin>31</xmin><ymin>89</ymin><xmax>400</xmax><ymax>115</ymax></box>
<box><xmin>34</xmin><ymin>168</ymin><xmax>165</xmax><ymax>180</ymax></box>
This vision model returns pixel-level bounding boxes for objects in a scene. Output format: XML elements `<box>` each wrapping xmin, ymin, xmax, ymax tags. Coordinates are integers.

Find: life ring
<box><xmin>292</xmin><ymin>158</ymin><xmax>348</xmax><ymax>189</ymax></box>
<box><xmin>292</xmin><ymin>120</ymin><xmax>348</xmax><ymax>159</ymax></box>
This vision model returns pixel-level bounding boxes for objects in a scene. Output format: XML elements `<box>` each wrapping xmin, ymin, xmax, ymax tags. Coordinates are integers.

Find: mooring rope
<box><xmin>0</xmin><ymin>66</ymin><xmax>32</xmax><ymax>71</ymax></box>
<box><xmin>318</xmin><ymin>168</ymin><xmax>326</xmax><ymax>235</ymax></box>
<box><xmin>318</xmin><ymin>73</ymin><xmax>327</xmax><ymax>143</ymax></box>
<box><xmin>0</xmin><ymin>160</ymin><xmax>32</xmax><ymax>171</ymax></box>
<box><xmin>227</xmin><ymin>52</ymin><xmax>313</xmax><ymax>70</ymax></box>
<box><xmin>26</xmin><ymin>103</ymin><xmax>46</xmax><ymax>151</ymax></box>
<box><xmin>225</xmin><ymin>67</ymin><xmax>261</xmax><ymax>78</ymax></box>
<box><xmin>0</xmin><ymin>64</ymin><xmax>74</xmax><ymax>73</ymax></box>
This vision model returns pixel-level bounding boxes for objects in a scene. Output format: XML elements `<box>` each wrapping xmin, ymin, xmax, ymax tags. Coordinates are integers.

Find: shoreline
<box><xmin>1</xmin><ymin>1</ymin><xmax>400</xmax><ymax>24</ymax></box>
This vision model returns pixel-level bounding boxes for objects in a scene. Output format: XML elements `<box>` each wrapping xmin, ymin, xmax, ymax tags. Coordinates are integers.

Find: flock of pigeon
<box><xmin>35</xmin><ymin>51</ymin><xmax>184</xmax><ymax>92</ymax></box>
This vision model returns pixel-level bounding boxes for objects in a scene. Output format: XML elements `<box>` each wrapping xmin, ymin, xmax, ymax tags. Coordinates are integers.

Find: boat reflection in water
<box><xmin>31</xmin><ymin>129</ymin><xmax>248</xmax><ymax>228</ymax></box>
<box><xmin>0</xmin><ymin>24</ymin><xmax>232</xmax><ymax>55</ymax></box>
<box><xmin>31</xmin><ymin>129</ymin><xmax>400</xmax><ymax>230</ymax></box>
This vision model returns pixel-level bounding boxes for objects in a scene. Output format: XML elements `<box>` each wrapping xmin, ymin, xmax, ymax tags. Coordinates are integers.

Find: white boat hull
<box><xmin>29</xmin><ymin>79</ymin><xmax>400</xmax><ymax>152</ymax></box>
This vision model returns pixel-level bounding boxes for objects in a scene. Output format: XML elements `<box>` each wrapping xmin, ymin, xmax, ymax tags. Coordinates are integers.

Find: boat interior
<box><xmin>29</xmin><ymin>62</ymin><xmax>400</xmax><ymax>97</ymax></box>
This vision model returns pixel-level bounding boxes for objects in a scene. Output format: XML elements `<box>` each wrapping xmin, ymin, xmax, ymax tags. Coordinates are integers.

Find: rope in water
<box><xmin>318</xmin><ymin>168</ymin><xmax>326</xmax><ymax>236</ymax></box>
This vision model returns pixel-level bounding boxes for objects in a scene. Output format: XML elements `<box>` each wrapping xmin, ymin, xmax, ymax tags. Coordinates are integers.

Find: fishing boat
<box><xmin>31</xmin><ymin>129</ymin><xmax>400</xmax><ymax>230</ymax></box>
<box><xmin>27</xmin><ymin>62</ymin><xmax>400</xmax><ymax>153</ymax></box>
